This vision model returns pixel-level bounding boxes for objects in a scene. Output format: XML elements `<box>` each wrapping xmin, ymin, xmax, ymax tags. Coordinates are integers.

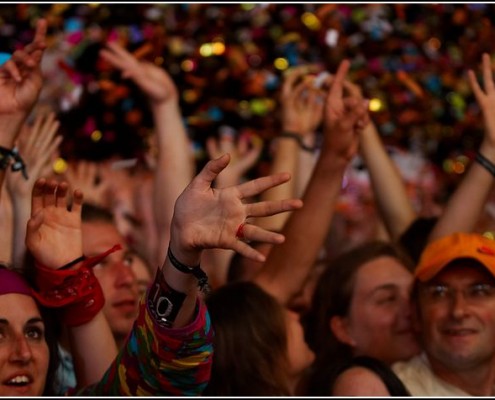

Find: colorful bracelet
<box><xmin>167</xmin><ymin>246</ymin><xmax>210</xmax><ymax>294</ymax></box>
<box><xmin>475</xmin><ymin>151</ymin><xmax>495</xmax><ymax>178</ymax></box>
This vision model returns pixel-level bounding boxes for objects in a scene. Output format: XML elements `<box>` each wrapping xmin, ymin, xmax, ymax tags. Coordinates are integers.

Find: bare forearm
<box><xmin>152</xmin><ymin>101</ymin><xmax>195</xmax><ymax>263</ymax></box>
<box><xmin>360</xmin><ymin>123</ymin><xmax>416</xmax><ymax>240</ymax></box>
<box><xmin>256</xmin><ymin>137</ymin><xmax>299</xmax><ymax>232</ymax></box>
<box><xmin>429</xmin><ymin>146</ymin><xmax>495</xmax><ymax>241</ymax></box>
<box><xmin>69</xmin><ymin>311</ymin><xmax>118</xmax><ymax>388</ymax></box>
<box><xmin>255</xmin><ymin>155</ymin><xmax>347</xmax><ymax>305</ymax></box>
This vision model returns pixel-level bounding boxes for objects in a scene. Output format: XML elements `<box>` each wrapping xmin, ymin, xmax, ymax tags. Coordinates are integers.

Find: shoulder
<box><xmin>332</xmin><ymin>366</ymin><xmax>391</xmax><ymax>396</ymax></box>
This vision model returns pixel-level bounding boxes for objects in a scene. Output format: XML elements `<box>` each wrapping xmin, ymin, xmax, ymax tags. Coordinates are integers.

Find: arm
<box><xmin>254</xmin><ymin>60</ymin><xmax>369</xmax><ymax>305</ymax></box>
<box><xmin>344</xmin><ymin>79</ymin><xmax>416</xmax><ymax>241</ymax></box>
<box><xmin>0</xmin><ymin>19</ymin><xmax>47</xmax><ymax>194</ymax></box>
<box><xmin>256</xmin><ymin>65</ymin><xmax>324</xmax><ymax>232</ymax></box>
<box><xmin>7</xmin><ymin>111</ymin><xmax>62</xmax><ymax>269</ymax></box>
<box><xmin>429</xmin><ymin>52</ymin><xmax>495</xmax><ymax>241</ymax></box>
<box><xmin>25</xmin><ymin>179</ymin><xmax>118</xmax><ymax>388</ymax></box>
<box><xmin>76</xmin><ymin>154</ymin><xmax>303</xmax><ymax>395</ymax></box>
<box><xmin>100</xmin><ymin>42</ymin><xmax>195</xmax><ymax>268</ymax></box>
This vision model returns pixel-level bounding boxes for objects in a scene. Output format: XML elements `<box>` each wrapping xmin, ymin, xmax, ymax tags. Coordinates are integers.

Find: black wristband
<box><xmin>148</xmin><ymin>268</ymin><xmax>187</xmax><ymax>328</ymax></box>
<box><xmin>58</xmin><ymin>255</ymin><xmax>87</xmax><ymax>271</ymax></box>
<box><xmin>475</xmin><ymin>151</ymin><xmax>495</xmax><ymax>178</ymax></box>
<box><xmin>278</xmin><ymin>131</ymin><xmax>319</xmax><ymax>153</ymax></box>
<box><xmin>167</xmin><ymin>246</ymin><xmax>210</xmax><ymax>294</ymax></box>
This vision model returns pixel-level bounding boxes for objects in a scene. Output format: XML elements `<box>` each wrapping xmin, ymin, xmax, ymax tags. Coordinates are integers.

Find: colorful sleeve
<box><xmin>75</xmin><ymin>295</ymin><xmax>213</xmax><ymax>396</ymax></box>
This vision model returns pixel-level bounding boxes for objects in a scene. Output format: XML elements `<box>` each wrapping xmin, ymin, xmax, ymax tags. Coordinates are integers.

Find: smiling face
<box><xmin>0</xmin><ymin>294</ymin><xmax>49</xmax><ymax>396</ymax></box>
<box><xmin>334</xmin><ymin>256</ymin><xmax>420</xmax><ymax>364</ymax></box>
<box><xmin>416</xmin><ymin>261</ymin><xmax>495</xmax><ymax>373</ymax></box>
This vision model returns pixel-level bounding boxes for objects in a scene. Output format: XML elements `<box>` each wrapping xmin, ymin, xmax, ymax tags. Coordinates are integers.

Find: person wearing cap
<box><xmin>390</xmin><ymin>232</ymin><xmax>495</xmax><ymax>396</ymax></box>
<box><xmin>330</xmin><ymin>232</ymin><xmax>495</xmax><ymax>396</ymax></box>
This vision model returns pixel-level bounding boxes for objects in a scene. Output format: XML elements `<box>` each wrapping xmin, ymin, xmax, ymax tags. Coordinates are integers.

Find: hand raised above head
<box><xmin>170</xmin><ymin>154</ymin><xmax>303</xmax><ymax>264</ymax></box>
<box><xmin>26</xmin><ymin>178</ymin><xmax>84</xmax><ymax>269</ymax></box>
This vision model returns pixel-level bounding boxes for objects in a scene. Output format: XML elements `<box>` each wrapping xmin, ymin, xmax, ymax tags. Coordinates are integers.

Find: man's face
<box><xmin>81</xmin><ymin>221</ymin><xmax>139</xmax><ymax>343</ymax></box>
<box><xmin>417</xmin><ymin>261</ymin><xmax>495</xmax><ymax>373</ymax></box>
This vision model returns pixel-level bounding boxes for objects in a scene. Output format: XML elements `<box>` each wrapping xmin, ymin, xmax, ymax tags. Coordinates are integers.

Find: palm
<box><xmin>0</xmin><ymin>72</ymin><xmax>42</xmax><ymax>115</ymax></box>
<box><xmin>26</xmin><ymin>179</ymin><xmax>84</xmax><ymax>269</ymax></box>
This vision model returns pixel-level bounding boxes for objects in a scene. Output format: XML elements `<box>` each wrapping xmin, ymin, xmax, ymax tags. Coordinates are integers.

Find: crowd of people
<box><xmin>1</xmin><ymin>3</ymin><xmax>495</xmax><ymax>397</ymax></box>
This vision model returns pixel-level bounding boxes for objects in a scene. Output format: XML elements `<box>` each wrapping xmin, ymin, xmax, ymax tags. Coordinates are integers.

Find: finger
<box><xmin>482</xmin><ymin>53</ymin><xmax>494</xmax><ymax>93</ymax></box>
<box><xmin>240</xmin><ymin>223</ymin><xmax>286</xmax><ymax>245</ymax></box>
<box><xmin>11</xmin><ymin>49</ymin><xmax>36</xmax><ymax>68</ymax></box>
<box><xmin>189</xmin><ymin>154</ymin><xmax>231</xmax><ymax>191</ymax></box>
<box><xmin>232</xmin><ymin>240</ymin><xmax>269</xmax><ymax>263</ymax></box>
<box><xmin>31</xmin><ymin>178</ymin><xmax>46</xmax><ymax>216</ymax></box>
<box><xmin>206</xmin><ymin>137</ymin><xmax>220</xmax><ymax>159</ymax></box>
<box><xmin>55</xmin><ymin>181</ymin><xmax>69</xmax><ymax>208</ymax></box>
<box><xmin>328</xmin><ymin>59</ymin><xmax>351</xmax><ymax>101</ymax></box>
<box><xmin>37</xmin><ymin>119</ymin><xmax>60</xmax><ymax>155</ymax></box>
<box><xmin>467</xmin><ymin>69</ymin><xmax>483</xmax><ymax>103</ymax></box>
<box><xmin>33</xmin><ymin>19</ymin><xmax>48</xmax><ymax>45</ymax></box>
<box><xmin>238</xmin><ymin>145</ymin><xmax>262</xmax><ymax>172</ymax></box>
<box><xmin>236</xmin><ymin>171</ymin><xmax>291</xmax><ymax>199</ymax></box>
<box><xmin>342</xmin><ymin>79</ymin><xmax>363</xmax><ymax>99</ymax></box>
<box><xmin>71</xmin><ymin>189</ymin><xmax>84</xmax><ymax>215</ymax></box>
<box><xmin>25</xmin><ymin>114</ymin><xmax>42</xmax><ymax>150</ymax></box>
<box><xmin>246</xmin><ymin>198</ymin><xmax>303</xmax><ymax>218</ymax></box>
<box><xmin>1</xmin><ymin>59</ymin><xmax>22</xmax><ymax>82</ymax></box>
<box><xmin>27</xmin><ymin>209</ymin><xmax>44</xmax><ymax>236</ymax></box>
<box><xmin>43</xmin><ymin>179</ymin><xmax>58</xmax><ymax>208</ymax></box>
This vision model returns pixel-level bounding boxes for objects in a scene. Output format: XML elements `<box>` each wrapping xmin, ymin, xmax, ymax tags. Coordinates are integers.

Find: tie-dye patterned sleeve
<box><xmin>74</xmin><ymin>294</ymin><xmax>213</xmax><ymax>396</ymax></box>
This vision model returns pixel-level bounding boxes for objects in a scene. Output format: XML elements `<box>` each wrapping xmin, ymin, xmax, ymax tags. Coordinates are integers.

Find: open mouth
<box><xmin>4</xmin><ymin>375</ymin><xmax>32</xmax><ymax>387</ymax></box>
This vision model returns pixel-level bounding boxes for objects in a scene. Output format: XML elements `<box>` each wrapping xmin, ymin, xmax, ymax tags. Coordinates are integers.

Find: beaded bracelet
<box><xmin>0</xmin><ymin>146</ymin><xmax>28</xmax><ymax>180</ymax></box>
<box><xmin>475</xmin><ymin>151</ymin><xmax>495</xmax><ymax>178</ymax></box>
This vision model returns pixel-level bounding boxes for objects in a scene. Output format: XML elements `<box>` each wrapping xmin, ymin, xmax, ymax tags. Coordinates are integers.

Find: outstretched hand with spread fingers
<box><xmin>26</xmin><ymin>178</ymin><xmax>84</xmax><ymax>269</ymax></box>
<box><xmin>170</xmin><ymin>154</ymin><xmax>303</xmax><ymax>264</ymax></box>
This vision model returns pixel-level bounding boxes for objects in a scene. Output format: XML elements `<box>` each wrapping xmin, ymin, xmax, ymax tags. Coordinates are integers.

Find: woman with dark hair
<box><xmin>304</xmin><ymin>241</ymin><xmax>419</xmax><ymax>395</ymax></box>
<box><xmin>204</xmin><ymin>281</ymin><xmax>314</xmax><ymax>396</ymax></box>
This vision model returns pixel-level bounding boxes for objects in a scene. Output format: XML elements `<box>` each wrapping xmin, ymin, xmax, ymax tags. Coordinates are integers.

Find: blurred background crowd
<box><xmin>1</xmin><ymin>2</ymin><xmax>495</xmax><ymax>247</ymax></box>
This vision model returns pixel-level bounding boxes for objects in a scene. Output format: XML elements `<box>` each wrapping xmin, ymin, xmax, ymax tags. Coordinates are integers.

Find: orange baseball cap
<box><xmin>415</xmin><ymin>232</ymin><xmax>495</xmax><ymax>282</ymax></box>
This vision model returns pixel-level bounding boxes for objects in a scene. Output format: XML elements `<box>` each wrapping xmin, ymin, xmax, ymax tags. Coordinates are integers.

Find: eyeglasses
<box><xmin>421</xmin><ymin>283</ymin><xmax>495</xmax><ymax>305</ymax></box>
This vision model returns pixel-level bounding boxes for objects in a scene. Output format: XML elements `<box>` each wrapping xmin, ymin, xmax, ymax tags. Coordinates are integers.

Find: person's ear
<box><xmin>330</xmin><ymin>315</ymin><xmax>357</xmax><ymax>347</ymax></box>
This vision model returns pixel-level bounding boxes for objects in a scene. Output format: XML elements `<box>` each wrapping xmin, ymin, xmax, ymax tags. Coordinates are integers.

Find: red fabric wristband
<box><xmin>33</xmin><ymin>244</ymin><xmax>122</xmax><ymax>327</ymax></box>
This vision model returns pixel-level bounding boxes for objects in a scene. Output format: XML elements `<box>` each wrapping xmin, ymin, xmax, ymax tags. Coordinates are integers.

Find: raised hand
<box><xmin>206</xmin><ymin>130</ymin><xmax>262</xmax><ymax>188</ymax></box>
<box><xmin>6</xmin><ymin>111</ymin><xmax>62</xmax><ymax>197</ymax></box>
<box><xmin>468</xmin><ymin>53</ymin><xmax>495</xmax><ymax>150</ymax></box>
<box><xmin>99</xmin><ymin>41</ymin><xmax>177</xmax><ymax>105</ymax></box>
<box><xmin>0</xmin><ymin>19</ymin><xmax>47</xmax><ymax>130</ymax></box>
<box><xmin>170</xmin><ymin>154</ymin><xmax>303</xmax><ymax>264</ymax></box>
<box><xmin>322</xmin><ymin>60</ymin><xmax>369</xmax><ymax>162</ymax></box>
<box><xmin>64</xmin><ymin>160</ymin><xmax>111</xmax><ymax>208</ymax></box>
<box><xmin>26</xmin><ymin>179</ymin><xmax>84</xmax><ymax>269</ymax></box>
<box><xmin>280</xmin><ymin>65</ymin><xmax>324</xmax><ymax>136</ymax></box>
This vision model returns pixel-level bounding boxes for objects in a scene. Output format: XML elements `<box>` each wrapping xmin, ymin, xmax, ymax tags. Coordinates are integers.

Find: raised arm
<box><xmin>254</xmin><ymin>60</ymin><xmax>369</xmax><ymax>306</ymax></box>
<box><xmin>7</xmin><ymin>111</ymin><xmax>62</xmax><ymax>269</ymax></box>
<box><xmin>429</xmin><ymin>52</ymin><xmax>495</xmax><ymax>241</ymax></box>
<box><xmin>0</xmin><ymin>19</ymin><xmax>47</xmax><ymax>194</ymax></box>
<box><xmin>25</xmin><ymin>178</ymin><xmax>118</xmax><ymax>388</ymax></box>
<box><xmin>256</xmin><ymin>65</ymin><xmax>324</xmax><ymax>232</ymax></box>
<box><xmin>71</xmin><ymin>154</ymin><xmax>302</xmax><ymax>395</ymax></box>
<box><xmin>343</xmin><ymin>79</ymin><xmax>416</xmax><ymax>241</ymax></box>
<box><xmin>100</xmin><ymin>42</ymin><xmax>195</xmax><ymax>268</ymax></box>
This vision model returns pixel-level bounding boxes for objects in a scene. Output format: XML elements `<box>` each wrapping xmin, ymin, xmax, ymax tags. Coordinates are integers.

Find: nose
<box><xmin>114</xmin><ymin>260</ymin><xmax>137</xmax><ymax>289</ymax></box>
<box><xmin>9</xmin><ymin>335</ymin><xmax>33</xmax><ymax>364</ymax></box>
<box><xmin>451</xmin><ymin>291</ymin><xmax>469</xmax><ymax>320</ymax></box>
